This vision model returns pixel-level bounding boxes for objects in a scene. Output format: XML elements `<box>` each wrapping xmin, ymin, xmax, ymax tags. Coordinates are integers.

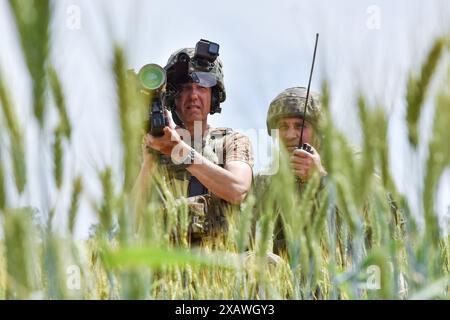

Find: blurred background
<box><xmin>0</xmin><ymin>0</ymin><xmax>449</xmax><ymax>238</ymax></box>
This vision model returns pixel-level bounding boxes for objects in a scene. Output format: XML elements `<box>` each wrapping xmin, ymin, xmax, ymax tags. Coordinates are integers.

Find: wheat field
<box><xmin>0</xmin><ymin>0</ymin><xmax>449</xmax><ymax>300</ymax></box>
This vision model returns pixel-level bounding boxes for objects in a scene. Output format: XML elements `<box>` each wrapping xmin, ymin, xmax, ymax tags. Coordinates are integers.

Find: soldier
<box><xmin>266</xmin><ymin>87</ymin><xmax>326</xmax><ymax>182</ymax></box>
<box><xmin>133</xmin><ymin>41</ymin><xmax>253</xmax><ymax>247</ymax></box>
<box><xmin>254</xmin><ymin>86</ymin><xmax>327</xmax><ymax>255</ymax></box>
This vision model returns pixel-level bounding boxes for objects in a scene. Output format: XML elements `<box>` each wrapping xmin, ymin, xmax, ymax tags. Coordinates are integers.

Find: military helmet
<box><xmin>164</xmin><ymin>47</ymin><xmax>226</xmax><ymax>114</ymax></box>
<box><xmin>266</xmin><ymin>87</ymin><xmax>322</xmax><ymax>136</ymax></box>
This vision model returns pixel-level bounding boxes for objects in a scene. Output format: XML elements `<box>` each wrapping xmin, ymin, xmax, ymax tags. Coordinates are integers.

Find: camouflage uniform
<box><xmin>254</xmin><ymin>86</ymin><xmax>324</xmax><ymax>255</ymax></box>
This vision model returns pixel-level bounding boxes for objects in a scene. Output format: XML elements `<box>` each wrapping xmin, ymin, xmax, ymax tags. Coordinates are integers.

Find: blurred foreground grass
<box><xmin>0</xmin><ymin>1</ymin><xmax>449</xmax><ymax>299</ymax></box>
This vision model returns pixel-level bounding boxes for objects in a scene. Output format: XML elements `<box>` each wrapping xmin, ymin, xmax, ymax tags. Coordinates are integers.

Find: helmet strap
<box><xmin>210</xmin><ymin>87</ymin><xmax>221</xmax><ymax>114</ymax></box>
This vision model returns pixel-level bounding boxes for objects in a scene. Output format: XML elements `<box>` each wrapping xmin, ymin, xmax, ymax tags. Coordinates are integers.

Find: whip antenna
<box><xmin>299</xmin><ymin>33</ymin><xmax>319</xmax><ymax>148</ymax></box>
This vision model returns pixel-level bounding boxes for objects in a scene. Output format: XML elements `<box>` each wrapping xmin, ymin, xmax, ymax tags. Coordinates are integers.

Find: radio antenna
<box><xmin>299</xmin><ymin>33</ymin><xmax>319</xmax><ymax>148</ymax></box>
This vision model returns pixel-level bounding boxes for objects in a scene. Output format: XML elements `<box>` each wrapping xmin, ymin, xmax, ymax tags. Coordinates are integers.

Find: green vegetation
<box><xmin>0</xmin><ymin>1</ymin><xmax>449</xmax><ymax>299</ymax></box>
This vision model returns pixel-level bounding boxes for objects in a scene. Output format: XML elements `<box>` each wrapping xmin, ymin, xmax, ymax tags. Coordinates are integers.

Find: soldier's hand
<box><xmin>144</xmin><ymin>126</ymin><xmax>183</xmax><ymax>156</ymax></box>
<box><xmin>290</xmin><ymin>145</ymin><xmax>327</xmax><ymax>182</ymax></box>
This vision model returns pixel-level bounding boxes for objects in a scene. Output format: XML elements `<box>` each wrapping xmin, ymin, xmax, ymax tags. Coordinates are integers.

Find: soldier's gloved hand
<box><xmin>290</xmin><ymin>145</ymin><xmax>327</xmax><ymax>182</ymax></box>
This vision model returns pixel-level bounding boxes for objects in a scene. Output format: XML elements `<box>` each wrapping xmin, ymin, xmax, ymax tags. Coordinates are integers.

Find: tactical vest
<box><xmin>157</xmin><ymin>127</ymin><xmax>235</xmax><ymax>246</ymax></box>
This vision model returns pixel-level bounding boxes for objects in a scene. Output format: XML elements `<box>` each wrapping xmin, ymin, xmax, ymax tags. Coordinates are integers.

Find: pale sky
<box><xmin>0</xmin><ymin>0</ymin><xmax>449</xmax><ymax>238</ymax></box>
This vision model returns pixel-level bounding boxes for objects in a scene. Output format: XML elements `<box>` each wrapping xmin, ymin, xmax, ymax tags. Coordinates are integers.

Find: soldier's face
<box><xmin>277</xmin><ymin>117</ymin><xmax>315</xmax><ymax>153</ymax></box>
<box><xmin>175</xmin><ymin>83</ymin><xmax>211</xmax><ymax>125</ymax></box>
